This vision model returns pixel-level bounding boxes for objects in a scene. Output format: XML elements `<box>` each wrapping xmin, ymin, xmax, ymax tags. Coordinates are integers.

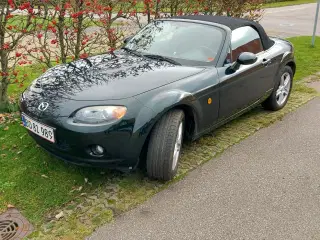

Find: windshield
<box><xmin>125</xmin><ymin>20</ymin><xmax>225</xmax><ymax>66</ymax></box>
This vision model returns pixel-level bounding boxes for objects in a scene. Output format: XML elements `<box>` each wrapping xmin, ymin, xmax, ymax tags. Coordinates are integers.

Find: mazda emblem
<box><xmin>38</xmin><ymin>102</ymin><xmax>49</xmax><ymax>111</ymax></box>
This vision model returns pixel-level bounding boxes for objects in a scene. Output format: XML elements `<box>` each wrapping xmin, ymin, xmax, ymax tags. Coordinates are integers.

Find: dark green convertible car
<box><xmin>20</xmin><ymin>15</ymin><xmax>295</xmax><ymax>181</ymax></box>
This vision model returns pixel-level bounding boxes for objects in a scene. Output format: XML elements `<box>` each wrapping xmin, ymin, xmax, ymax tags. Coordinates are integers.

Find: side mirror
<box><xmin>227</xmin><ymin>52</ymin><xmax>257</xmax><ymax>74</ymax></box>
<box><xmin>237</xmin><ymin>52</ymin><xmax>257</xmax><ymax>65</ymax></box>
<box><xmin>124</xmin><ymin>36</ymin><xmax>133</xmax><ymax>44</ymax></box>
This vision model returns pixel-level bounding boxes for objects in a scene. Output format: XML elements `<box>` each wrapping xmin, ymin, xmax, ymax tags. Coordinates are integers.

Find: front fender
<box><xmin>144</xmin><ymin>89</ymin><xmax>195</xmax><ymax>115</ymax></box>
<box><xmin>134</xmin><ymin>89</ymin><xmax>197</xmax><ymax>133</ymax></box>
<box><xmin>130</xmin><ymin>90</ymin><xmax>199</xmax><ymax>152</ymax></box>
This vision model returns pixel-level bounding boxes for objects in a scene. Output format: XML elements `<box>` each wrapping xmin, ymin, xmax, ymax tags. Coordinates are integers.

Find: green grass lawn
<box><xmin>263</xmin><ymin>0</ymin><xmax>316</xmax><ymax>8</ymax></box>
<box><xmin>289</xmin><ymin>36</ymin><xmax>320</xmax><ymax>81</ymax></box>
<box><xmin>0</xmin><ymin>36</ymin><xmax>319</xmax><ymax>238</ymax></box>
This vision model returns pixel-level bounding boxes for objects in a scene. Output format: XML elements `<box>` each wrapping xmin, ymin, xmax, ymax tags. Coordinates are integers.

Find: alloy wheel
<box><xmin>276</xmin><ymin>72</ymin><xmax>291</xmax><ymax>106</ymax></box>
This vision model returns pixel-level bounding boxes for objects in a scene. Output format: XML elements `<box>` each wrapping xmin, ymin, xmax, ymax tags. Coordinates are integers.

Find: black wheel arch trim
<box><xmin>133</xmin><ymin>90</ymin><xmax>199</xmax><ymax>155</ymax></box>
<box><xmin>280</xmin><ymin>52</ymin><xmax>296</xmax><ymax>75</ymax></box>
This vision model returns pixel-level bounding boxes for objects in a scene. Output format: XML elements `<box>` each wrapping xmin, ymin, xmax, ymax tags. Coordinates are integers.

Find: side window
<box><xmin>230</xmin><ymin>26</ymin><xmax>264</xmax><ymax>62</ymax></box>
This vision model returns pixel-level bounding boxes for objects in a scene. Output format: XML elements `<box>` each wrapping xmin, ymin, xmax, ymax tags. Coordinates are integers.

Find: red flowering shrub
<box><xmin>0</xmin><ymin>0</ymin><xmax>35</xmax><ymax>109</ymax></box>
<box><xmin>131</xmin><ymin>0</ymin><xmax>263</xmax><ymax>27</ymax></box>
<box><xmin>0</xmin><ymin>0</ymin><xmax>263</xmax><ymax>110</ymax></box>
<box><xmin>21</xmin><ymin>0</ymin><xmax>135</xmax><ymax>69</ymax></box>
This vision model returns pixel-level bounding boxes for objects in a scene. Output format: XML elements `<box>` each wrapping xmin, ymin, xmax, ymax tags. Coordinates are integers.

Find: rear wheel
<box><xmin>262</xmin><ymin>65</ymin><xmax>293</xmax><ymax>111</ymax></box>
<box><xmin>146</xmin><ymin>109</ymin><xmax>185</xmax><ymax>181</ymax></box>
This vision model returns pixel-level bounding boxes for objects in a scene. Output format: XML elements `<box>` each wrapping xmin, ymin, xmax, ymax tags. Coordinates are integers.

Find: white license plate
<box><xmin>21</xmin><ymin>113</ymin><xmax>55</xmax><ymax>143</ymax></box>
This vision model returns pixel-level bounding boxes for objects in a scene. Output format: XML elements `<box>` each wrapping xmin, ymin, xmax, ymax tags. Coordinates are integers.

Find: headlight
<box><xmin>73</xmin><ymin>106</ymin><xmax>127</xmax><ymax>124</ymax></box>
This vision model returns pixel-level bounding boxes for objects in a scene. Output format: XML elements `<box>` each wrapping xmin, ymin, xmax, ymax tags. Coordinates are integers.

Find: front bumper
<box><xmin>19</xmin><ymin>89</ymin><xmax>154</xmax><ymax>171</ymax></box>
<box><xmin>20</xmin><ymin>112</ymin><xmax>143</xmax><ymax>171</ymax></box>
<box><xmin>28</xmin><ymin>128</ymin><xmax>138</xmax><ymax>171</ymax></box>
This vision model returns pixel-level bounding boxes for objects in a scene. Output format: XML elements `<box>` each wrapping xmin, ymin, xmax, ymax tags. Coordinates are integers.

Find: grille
<box><xmin>0</xmin><ymin>208</ymin><xmax>33</xmax><ymax>240</ymax></box>
<box><xmin>0</xmin><ymin>220</ymin><xmax>18</xmax><ymax>240</ymax></box>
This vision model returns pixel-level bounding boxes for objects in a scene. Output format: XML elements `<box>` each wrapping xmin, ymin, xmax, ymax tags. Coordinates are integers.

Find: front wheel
<box><xmin>146</xmin><ymin>109</ymin><xmax>185</xmax><ymax>181</ymax></box>
<box><xmin>262</xmin><ymin>65</ymin><xmax>293</xmax><ymax>111</ymax></box>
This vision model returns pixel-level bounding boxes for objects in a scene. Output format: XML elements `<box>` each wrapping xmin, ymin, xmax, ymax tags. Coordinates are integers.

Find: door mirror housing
<box><xmin>237</xmin><ymin>52</ymin><xmax>257</xmax><ymax>65</ymax></box>
<box><xmin>124</xmin><ymin>36</ymin><xmax>133</xmax><ymax>44</ymax></box>
<box><xmin>227</xmin><ymin>52</ymin><xmax>257</xmax><ymax>74</ymax></box>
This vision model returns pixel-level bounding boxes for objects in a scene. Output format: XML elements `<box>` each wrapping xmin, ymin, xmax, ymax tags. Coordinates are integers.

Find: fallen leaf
<box><xmin>1</xmin><ymin>154</ymin><xmax>6</xmax><ymax>158</ymax></box>
<box><xmin>3</xmin><ymin>126</ymin><xmax>9</xmax><ymax>131</ymax></box>
<box><xmin>17</xmin><ymin>151</ymin><xmax>22</xmax><ymax>154</ymax></box>
<box><xmin>84</xmin><ymin>178</ymin><xmax>88</xmax><ymax>183</ymax></box>
<box><xmin>7</xmin><ymin>204</ymin><xmax>15</xmax><ymax>208</ymax></box>
<box><xmin>41</xmin><ymin>174</ymin><xmax>49</xmax><ymax>179</ymax></box>
<box><xmin>55</xmin><ymin>211</ymin><xmax>64</xmax><ymax>220</ymax></box>
<box><xmin>70</xmin><ymin>185</ymin><xmax>83</xmax><ymax>193</ymax></box>
<box><xmin>20</xmin><ymin>134</ymin><xmax>27</xmax><ymax>139</ymax></box>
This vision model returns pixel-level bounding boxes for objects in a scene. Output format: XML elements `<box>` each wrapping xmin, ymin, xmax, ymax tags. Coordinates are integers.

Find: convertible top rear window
<box><xmin>172</xmin><ymin>15</ymin><xmax>274</xmax><ymax>50</ymax></box>
<box><xmin>125</xmin><ymin>20</ymin><xmax>225</xmax><ymax>66</ymax></box>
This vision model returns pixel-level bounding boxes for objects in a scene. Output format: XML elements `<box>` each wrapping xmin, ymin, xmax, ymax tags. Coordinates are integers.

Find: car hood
<box><xmin>28</xmin><ymin>50</ymin><xmax>205</xmax><ymax>101</ymax></box>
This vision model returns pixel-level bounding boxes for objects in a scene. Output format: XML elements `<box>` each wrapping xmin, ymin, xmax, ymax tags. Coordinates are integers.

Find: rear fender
<box><xmin>281</xmin><ymin>51</ymin><xmax>295</xmax><ymax>67</ymax></box>
<box><xmin>273</xmin><ymin>51</ymin><xmax>295</xmax><ymax>83</ymax></box>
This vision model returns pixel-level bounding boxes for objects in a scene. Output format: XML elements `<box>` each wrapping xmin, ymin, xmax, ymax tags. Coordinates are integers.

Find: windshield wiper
<box><xmin>143</xmin><ymin>54</ymin><xmax>181</xmax><ymax>66</ymax></box>
<box><xmin>121</xmin><ymin>47</ymin><xmax>144</xmax><ymax>58</ymax></box>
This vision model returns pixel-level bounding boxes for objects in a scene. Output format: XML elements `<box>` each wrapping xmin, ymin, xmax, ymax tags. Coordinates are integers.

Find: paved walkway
<box><xmin>90</xmin><ymin>96</ymin><xmax>320</xmax><ymax>240</ymax></box>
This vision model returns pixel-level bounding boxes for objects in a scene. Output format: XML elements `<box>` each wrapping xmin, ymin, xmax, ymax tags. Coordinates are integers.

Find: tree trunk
<box><xmin>0</xmin><ymin>19</ymin><xmax>8</xmax><ymax>110</ymax></box>
<box><xmin>0</xmin><ymin>61</ymin><xmax>9</xmax><ymax>110</ymax></box>
<box><xmin>74</xmin><ymin>0</ymin><xmax>84</xmax><ymax>59</ymax></box>
<box><xmin>0</xmin><ymin>78</ymin><xmax>8</xmax><ymax>110</ymax></box>
<box><xmin>170</xmin><ymin>0</ymin><xmax>174</xmax><ymax>16</ymax></box>
<box><xmin>58</xmin><ymin>0</ymin><xmax>67</xmax><ymax>63</ymax></box>
<box><xmin>209</xmin><ymin>0</ymin><xmax>213</xmax><ymax>15</ymax></box>
<box><xmin>155</xmin><ymin>0</ymin><xmax>160</xmax><ymax>19</ymax></box>
<box><xmin>147</xmin><ymin>5</ymin><xmax>151</xmax><ymax>23</ymax></box>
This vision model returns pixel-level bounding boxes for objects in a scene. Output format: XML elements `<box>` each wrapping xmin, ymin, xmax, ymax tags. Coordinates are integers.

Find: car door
<box><xmin>218</xmin><ymin>26</ymin><xmax>276</xmax><ymax>120</ymax></box>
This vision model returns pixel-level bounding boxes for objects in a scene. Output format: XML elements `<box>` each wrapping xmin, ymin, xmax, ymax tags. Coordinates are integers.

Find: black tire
<box><xmin>262</xmin><ymin>65</ymin><xmax>293</xmax><ymax>111</ymax></box>
<box><xmin>146</xmin><ymin>109</ymin><xmax>185</xmax><ymax>181</ymax></box>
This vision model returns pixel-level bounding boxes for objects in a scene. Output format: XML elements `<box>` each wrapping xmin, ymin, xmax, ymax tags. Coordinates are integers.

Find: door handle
<box><xmin>262</xmin><ymin>59</ymin><xmax>272</xmax><ymax>66</ymax></box>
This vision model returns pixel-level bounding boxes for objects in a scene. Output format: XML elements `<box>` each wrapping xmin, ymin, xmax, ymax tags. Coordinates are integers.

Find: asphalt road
<box><xmin>121</xmin><ymin>3</ymin><xmax>320</xmax><ymax>38</ymax></box>
<box><xmin>89</xmin><ymin>98</ymin><xmax>320</xmax><ymax>240</ymax></box>
<box><xmin>261</xmin><ymin>3</ymin><xmax>320</xmax><ymax>38</ymax></box>
<box><xmin>86</xmin><ymin>3</ymin><xmax>320</xmax><ymax>37</ymax></box>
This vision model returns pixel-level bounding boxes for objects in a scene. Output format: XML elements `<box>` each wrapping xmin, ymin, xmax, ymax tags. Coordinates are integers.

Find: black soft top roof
<box><xmin>171</xmin><ymin>15</ymin><xmax>274</xmax><ymax>50</ymax></box>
